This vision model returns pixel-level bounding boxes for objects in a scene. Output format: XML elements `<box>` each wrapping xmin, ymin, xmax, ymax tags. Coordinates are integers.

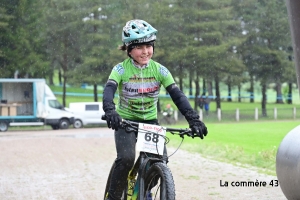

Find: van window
<box><xmin>85</xmin><ymin>104</ymin><xmax>99</xmax><ymax>111</ymax></box>
<box><xmin>49</xmin><ymin>100</ymin><xmax>63</xmax><ymax>109</ymax></box>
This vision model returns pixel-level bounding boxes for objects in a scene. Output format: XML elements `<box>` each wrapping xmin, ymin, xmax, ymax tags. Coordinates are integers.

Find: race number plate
<box><xmin>136</xmin><ymin>123</ymin><xmax>166</xmax><ymax>155</ymax></box>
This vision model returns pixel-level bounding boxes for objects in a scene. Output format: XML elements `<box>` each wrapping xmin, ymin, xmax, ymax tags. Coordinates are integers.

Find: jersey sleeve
<box><xmin>108</xmin><ymin>63</ymin><xmax>124</xmax><ymax>84</ymax></box>
<box><xmin>159</xmin><ymin>64</ymin><xmax>175</xmax><ymax>88</ymax></box>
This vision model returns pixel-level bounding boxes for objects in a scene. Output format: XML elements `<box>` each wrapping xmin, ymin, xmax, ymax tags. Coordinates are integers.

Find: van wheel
<box><xmin>0</xmin><ymin>121</ymin><xmax>8</xmax><ymax>132</ymax></box>
<box><xmin>59</xmin><ymin>119</ymin><xmax>70</xmax><ymax>129</ymax></box>
<box><xmin>74</xmin><ymin>119</ymin><xmax>83</xmax><ymax>128</ymax></box>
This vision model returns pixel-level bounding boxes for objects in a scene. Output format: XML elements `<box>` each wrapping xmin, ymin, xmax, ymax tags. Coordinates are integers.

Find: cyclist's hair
<box><xmin>118</xmin><ymin>44</ymin><xmax>127</xmax><ymax>51</ymax></box>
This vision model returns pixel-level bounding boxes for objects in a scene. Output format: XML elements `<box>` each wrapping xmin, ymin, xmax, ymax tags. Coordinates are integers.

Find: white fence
<box><xmin>198</xmin><ymin>107</ymin><xmax>298</xmax><ymax>122</ymax></box>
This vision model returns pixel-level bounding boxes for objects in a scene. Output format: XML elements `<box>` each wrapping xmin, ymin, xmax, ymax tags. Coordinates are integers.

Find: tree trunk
<box><xmin>49</xmin><ymin>73</ymin><xmax>54</xmax><ymax>86</ymax></box>
<box><xmin>62</xmin><ymin>75</ymin><xmax>67</xmax><ymax>107</ymax></box>
<box><xmin>207</xmin><ymin>80</ymin><xmax>213</xmax><ymax>99</ymax></box>
<box><xmin>189</xmin><ymin>72</ymin><xmax>193</xmax><ymax>97</ymax></box>
<box><xmin>215</xmin><ymin>75</ymin><xmax>221</xmax><ymax>109</ymax></box>
<box><xmin>94</xmin><ymin>84</ymin><xmax>98</xmax><ymax>102</ymax></box>
<box><xmin>157</xmin><ymin>99</ymin><xmax>161</xmax><ymax>112</ymax></box>
<box><xmin>287</xmin><ymin>82</ymin><xmax>293</xmax><ymax>104</ymax></box>
<box><xmin>61</xmin><ymin>34</ymin><xmax>68</xmax><ymax>107</ymax></box>
<box><xmin>275</xmin><ymin>78</ymin><xmax>284</xmax><ymax>104</ymax></box>
<box><xmin>58</xmin><ymin>69</ymin><xmax>62</xmax><ymax>86</ymax></box>
<box><xmin>49</xmin><ymin>60</ymin><xmax>55</xmax><ymax>85</ymax></box>
<box><xmin>227</xmin><ymin>77</ymin><xmax>232</xmax><ymax>102</ymax></box>
<box><xmin>250</xmin><ymin>74</ymin><xmax>254</xmax><ymax>103</ymax></box>
<box><xmin>194</xmin><ymin>75</ymin><xmax>200</xmax><ymax>110</ymax></box>
<box><xmin>261</xmin><ymin>83</ymin><xmax>267</xmax><ymax>117</ymax></box>
<box><xmin>238</xmin><ymin>84</ymin><xmax>241</xmax><ymax>102</ymax></box>
<box><xmin>179</xmin><ymin>77</ymin><xmax>183</xmax><ymax>91</ymax></box>
<box><xmin>202</xmin><ymin>78</ymin><xmax>206</xmax><ymax>96</ymax></box>
<box><xmin>49</xmin><ymin>63</ymin><xmax>54</xmax><ymax>85</ymax></box>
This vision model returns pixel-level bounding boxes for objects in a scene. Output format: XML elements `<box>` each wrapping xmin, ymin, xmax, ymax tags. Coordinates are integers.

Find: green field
<box><xmin>166</xmin><ymin>120</ymin><xmax>300</xmax><ymax>175</ymax></box>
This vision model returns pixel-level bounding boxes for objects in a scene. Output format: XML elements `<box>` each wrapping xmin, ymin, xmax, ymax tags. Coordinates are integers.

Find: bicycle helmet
<box><xmin>122</xmin><ymin>19</ymin><xmax>157</xmax><ymax>46</ymax></box>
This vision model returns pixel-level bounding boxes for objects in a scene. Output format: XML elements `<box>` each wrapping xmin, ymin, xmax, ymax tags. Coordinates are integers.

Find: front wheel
<box><xmin>59</xmin><ymin>119</ymin><xmax>70</xmax><ymax>129</ymax></box>
<box><xmin>142</xmin><ymin>162</ymin><xmax>175</xmax><ymax>200</ymax></box>
<box><xmin>0</xmin><ymin>121</ymin><xmax>8</xmax><ymax>132</ymax></box>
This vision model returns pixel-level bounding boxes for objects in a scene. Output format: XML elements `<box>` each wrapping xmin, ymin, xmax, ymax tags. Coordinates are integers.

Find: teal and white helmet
<box><xmin>122</xmin><ymin>19</ymin><xmax>157</xmax><ymax>46</ymax></box>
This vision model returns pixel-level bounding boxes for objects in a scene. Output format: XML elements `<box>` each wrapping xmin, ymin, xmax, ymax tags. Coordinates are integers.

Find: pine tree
<box><xmin>44</xmin><ymin>0</ymin><xmax>86</xmax><ymax>106</ymax></box>
<box><xmin>154</xmin><ymin>0</ymin><xmax>246</xmax><ymax>110</ymax></box>
<box><xmin>233</xmin><ymin>0</ymin><xmax>292</xmax><ymax>116</ymax></box>
<box><xmin>0</xmin><ymin>0</ymin><xmax>48</xmax><ymax>78</ymax></box>
<box><xmin>0</xmin><ymin>6</ymin><xmax>13</xmax><ymax>77</ymax></box>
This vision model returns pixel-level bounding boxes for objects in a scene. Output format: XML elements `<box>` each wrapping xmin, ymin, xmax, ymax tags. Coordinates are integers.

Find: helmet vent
<box><xmin>124</xmin><ymin>31</ymin><xmax>130</xmax><ymax>37</ymax></box>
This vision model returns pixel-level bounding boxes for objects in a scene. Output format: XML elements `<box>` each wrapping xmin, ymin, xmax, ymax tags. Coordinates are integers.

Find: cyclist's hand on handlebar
<box><xmin>104</xmin><ymin>110</ymin><xmax>122</xmax><ymax>131</ymax></box>
<box><xmin>184</xmin><ymin>110</ymin><xmax>208</xmax><ymax>139</ymax></box>
<box><xmin>190</xmin><ymin>120</ymin><xmax>208</xmax><ymax>139</ymax></box>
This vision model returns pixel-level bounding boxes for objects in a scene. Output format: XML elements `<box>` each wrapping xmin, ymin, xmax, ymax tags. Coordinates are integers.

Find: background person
<box><xmin>197</xmin><ymin>95</ymin><xmax>204</xmax><ymax>110</ymax></box>
<box><xmin>204</xmin><ymin>96</ymin><xmax>210</xmax><ymax>116</ymax></box>
<box><xmin>162</xmin><ymin>103</ymin><xmax>174</xmax><ymax>124</ymax></box>
<box><xmin>102</xmin><ymin>19</ymin><xmax>208</xmax><ymax>200</ymax></box>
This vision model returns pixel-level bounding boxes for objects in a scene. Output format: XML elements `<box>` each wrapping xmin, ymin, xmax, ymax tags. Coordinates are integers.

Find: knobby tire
<box><xmin>142</xmin><ymin>162</ymin><xmax>176</xmax><ymax>200</ymax></box>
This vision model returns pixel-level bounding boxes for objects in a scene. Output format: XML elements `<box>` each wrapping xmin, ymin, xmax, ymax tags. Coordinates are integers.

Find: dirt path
<box><xmin>0</xmin><ymin>128</ymin><xmax>286</xmax><ymax>200</ymax></box>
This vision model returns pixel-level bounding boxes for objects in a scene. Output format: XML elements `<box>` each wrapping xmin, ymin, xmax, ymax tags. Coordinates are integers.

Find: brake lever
<box><xmin>185</xmin><ymin>129</ymin><xmax>194</xmax><ymax>138</ymax></box>
<box><xmin>178</xmin><ymin>129</ymin><xmax>191</xmax><ymax>139</ymax></box>
<box><xmin>122</xmin><ymin>120</ymin><xmax>138</xmax><ymax>133</ymax></box>
<box><xmin>124</xmin><ymin>126</ymin><xmax>134</xmax><ymax>132</ymax></box>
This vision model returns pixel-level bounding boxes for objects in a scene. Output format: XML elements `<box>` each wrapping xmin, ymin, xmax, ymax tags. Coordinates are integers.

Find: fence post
<box><xmin>199</xmin><ymin>109</ymin><xmax>203</xmax><ymax>121</ymax></box>
<box><xmin>236</xmin><ymin>108</ymin><xmax>239</xmax><ymax>122</ymax></box>
<box><xmin>255</xmin><ymin>108</ymin><xmax>258</xmax><ymax>120</ymax></box>
<box><xmin>293</xmin><ymin>107</ymin><xmax>296</xmax><ymax>119</ymax></box>
<box><xmin>274</xmin><ymin>107</ymin><xmax>277</xmax><ymax>120</ymax></box>
<box><xmin>217</xmin><ymin>108</ymin><xmax>221</xmax><ymax>121</ymax></box>
<box><xmin>174</xmin><ymin>110</ymin><xmax>178</xmax><ymax>121</ymax></box>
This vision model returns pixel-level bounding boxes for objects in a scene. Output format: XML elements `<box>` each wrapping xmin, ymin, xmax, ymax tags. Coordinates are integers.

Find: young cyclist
<box><xmin>102</xmin><ymin>19</ymin><xmax>208</xmax><ymax>200</ymax></box>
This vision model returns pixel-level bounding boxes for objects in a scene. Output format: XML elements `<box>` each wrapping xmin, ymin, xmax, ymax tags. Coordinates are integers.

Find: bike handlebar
<box><xmin>101</xmin><ymin>115</ymin><xmax>198</xmax><ymax>138</ymax></box>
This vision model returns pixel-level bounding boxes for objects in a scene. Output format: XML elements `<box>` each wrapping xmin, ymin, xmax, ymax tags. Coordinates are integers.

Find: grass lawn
<box><xmin>166</xmin><ymin>120</ymin><xmax>300</xmax><ymax>175</ymax></box>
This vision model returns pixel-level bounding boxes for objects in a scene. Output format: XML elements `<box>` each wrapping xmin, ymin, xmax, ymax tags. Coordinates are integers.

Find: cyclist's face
<box><xmin>130</xmin><ymin>44</ymin><xmax>153</xmax><ymax>65</ymax></box>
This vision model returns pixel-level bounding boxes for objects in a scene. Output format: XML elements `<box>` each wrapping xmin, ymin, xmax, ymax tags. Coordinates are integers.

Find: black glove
<box><xmin>105</xmin><ymin>109</ymin><xmax>122</xmax><ymax>131</ymax></box>
<box><xmin>184</xmin><ymin>110</ymin><xmax>208</xmax><ymax>139</ymax></box>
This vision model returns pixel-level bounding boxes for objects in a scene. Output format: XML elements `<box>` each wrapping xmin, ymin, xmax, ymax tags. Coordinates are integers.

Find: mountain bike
<box><xmin>102</xmin><ymin>116</ymin><xmax>200</xmax><ymax>200</ymax></box>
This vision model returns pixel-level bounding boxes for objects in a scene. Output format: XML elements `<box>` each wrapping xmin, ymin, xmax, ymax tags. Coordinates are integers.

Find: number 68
<box><xmin>145</xmin><ymin>132</ymin><xmax>159</xmax><ymax>143</ymax></box>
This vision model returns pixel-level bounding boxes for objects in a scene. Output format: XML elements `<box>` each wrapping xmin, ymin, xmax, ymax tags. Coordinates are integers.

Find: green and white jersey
<box><xmin>109</xmin><ymin>58</ymin><xmax>175</xmax><ymax>121</ymax></box>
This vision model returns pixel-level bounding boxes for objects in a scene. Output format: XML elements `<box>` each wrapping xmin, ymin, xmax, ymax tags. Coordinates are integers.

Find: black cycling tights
<box><xmin>107</xmin><ymin>127</ymin><xmax>136</xmax><ymax>200</ymax></box>
<box><xmin>107</xmin><ymin>126</ymin><xmax>167</xmax><ymax>200</ymax></box>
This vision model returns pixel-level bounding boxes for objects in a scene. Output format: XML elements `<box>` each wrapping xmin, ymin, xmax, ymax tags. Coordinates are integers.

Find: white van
<box><xmin>44</xmin><ymin>97</ymin><xmax>75</xmax><ymax>129</ymax></box>
<box><xmin>66</xmin><ymin>102</ymin><xmax>106</xmax><ymax>128</ymax></box>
